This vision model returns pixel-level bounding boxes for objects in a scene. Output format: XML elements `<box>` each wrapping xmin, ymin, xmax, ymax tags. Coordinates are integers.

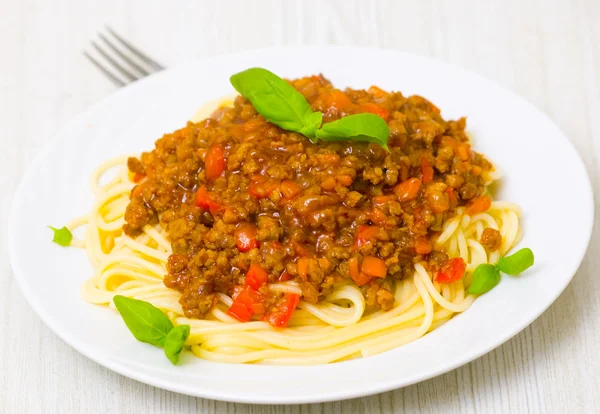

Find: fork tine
<box><xmin>83</xmin><ymin>51</ymin><xmax>127</xmax><ymax>87</ymax></box>
<box><xmin>106</xmin><ymin>26</ymin><xmax>165</xmax><ymax>71</ymax></box>
<box><xmin>91</xmin><ymin>41</ymin><xmax>138</xmax><ymax>82</ymax></box>
<box><xmin>98</xmin><ymin>33</ymin><xmax>151</xmax><ymax>76</ymax></box>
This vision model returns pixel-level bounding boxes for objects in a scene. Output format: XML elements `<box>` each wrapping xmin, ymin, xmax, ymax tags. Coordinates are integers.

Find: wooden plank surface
<box><xmin>0</xmin><ymin>0</ymin><xmax>598</xmax><ymax>412</ymax></box>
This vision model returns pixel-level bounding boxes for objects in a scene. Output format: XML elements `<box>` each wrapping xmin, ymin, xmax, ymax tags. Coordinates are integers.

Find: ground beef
<box><xmin>124</xmin><ymin>75</ymin><xmax>493</xmax><ymax>318</ymax></box>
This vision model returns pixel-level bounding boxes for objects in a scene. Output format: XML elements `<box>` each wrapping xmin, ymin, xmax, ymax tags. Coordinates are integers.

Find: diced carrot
<box><xmin>327</xmin><ymin>90</ymin><xmax>352</xmax><ymax>111</ymax></box>
<box><xmin>456</xmin><ymin>143</ymin><xmax>471</xmax><ymax>161</ymax></box>
<box><xmin>368</xmin><ymin>85</ymin><xmax>388</xmax><ymax>98</ymax></box>
<box><xmin>230</xmin><ymin>124</ymin><xmax>245</xmax><ymax>140</ymax></box>
<box><xmin>297</xmin><ymin>258</ymin><xmax>309</xmax><ymax>280</ymax></box>
<box><xmin>362</xmin><ymin>103</ymin><xmax>389</xmax><ymax>121</ymax></box>
<box><xmin>318</xmin><ymin>258</ymin><xmax>331</xmax><ymax>272</ymax></box>
<box><xmin>414</xmin><ymin>236</ymin><xmax>432</xmax><ymax>255</ymax></box>
<box><xmin>316</xmin><ymin>153</ymin><xmax>341</xmax><ymax>164</ymax></box>
<box><xmin>336</xmin><ymin>174</ymin><xmax>353</xmax><ymax>187</ymax></box>
<box><xmin>393</xmin><ymin>178</ymin><xmax>422</xmax><ymax>202</ymax></box>
<box><xmin>205</xmin><ymin>145</ymin><xmax>226</xmax><ymax>180</ymax></box>
<box><xmin>349</xmin><ymin>256</ymin><xmax>372</xmax><ymax>286</ymax></box>
<box><xmin>320</xmin><ymin>176</ymin><xmax>337</xmax><ymax>191</ymax></box>
<box><xmin>248</xmin><ymin>177</ymin><xmax>281</xmax><ymax>199</ymax></box>
<box><xmin>361</xmin><ymin>256</ymin><xmax>387</xmax><ymax>278</ymax></box>
<box><xmin>466</xmin><ymin>195</ymin><xmax>491</xmax><ymax>215</ymax></box>
<box><xmin>369</xmin><ymin>208</ymin><xmax>387</xmax><ymax>225</ymax></box>
<box><xmin>421</xmin><ymin>157</ymin><xmax>434</xmax><ymax>183</ymax></box>
<box><xmin>372</xmin><ymin>195</ymin><xmax>396</xmax><ymax>206</ymax></box>
<box><xmin>280</xmin><ymin>180</ymin><xmax>302</xmax><ymax>198</ymax></box>
<box><xmin>445</xmin><ymin>187</ymin><xmax>458</xmax><ymax>207</ymax></box>
<box><xmin>440</xmin><ymin>136</ymin><xmax>458</xmax><ymax>148</ymax></box>
<box><xmin>291</xmin><ymin>240</ymin><xmax>310</xmax><ymax>257</ymax></box>
<box><xmin>132</xmin><ymin>185</ymin><xmax>144</xmax><ymax>199</ymax></box>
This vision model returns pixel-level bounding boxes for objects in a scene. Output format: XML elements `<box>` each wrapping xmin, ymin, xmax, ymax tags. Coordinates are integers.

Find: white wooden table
<box><xmin>1</xmin><ymin>0</ymin><xmax>599</xmax><ymax>412</ymax></box>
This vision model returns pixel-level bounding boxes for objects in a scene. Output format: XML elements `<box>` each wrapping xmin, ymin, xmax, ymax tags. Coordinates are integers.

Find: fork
<box><xmin>83</xmin><ymin>27</ymin><xmax>165</xmax><ymax>87</ymax></box>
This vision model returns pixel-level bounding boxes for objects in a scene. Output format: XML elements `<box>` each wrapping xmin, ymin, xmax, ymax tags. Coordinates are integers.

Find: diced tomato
<box><xmin>393</xmin><ymin>178</ymin><xmax>422</xmax><ymax>202</ymax></box>
<box><xmin>297</xmin><ymin>258</ymin><xmax>309</xmax><ymax>280</ymax></box>
<box><xmin>234</xmin><ymin>223</ymin><xmax>259</xmax><ymax>252</ymax></box>
<box><xmin>280</xmin><ymin>180</ymin><xmax>302</xmax><ymax>198</ymax></box>
<box><xmin>354</xmin><ymin>225</ymin><xmax>380</xmax><ymax>251</ymax></box>
<box><xmin>205</xmin><ymin>145</ymin><xmax>226</xmax><ymax>180</ymax></box>
<box><xmin>278</xmin><ymin>271</ymin><xmax>292</xmax><ymax>282</ymax></box>
<box><xmin>195</xmin><ymin>186</ymin><xmax>224</xmax><ymax>215</ymax></box>
<box><xmin>436</xmin><ymin>258</ymin><xmax>467</xmax><ymax>283</ymax></box>
<box><xmin>228</xmin><ymin>300</ymin><xmax>252</xmax><ymax>322</ymax></box>
<box><xmin>414</xmin><ymin>236</ymin><xmax>432</xmax><ymax>255</ymax></box>
<box><xmin>227</xmin><ymin>286</ymin><xmax>265</xmax><ymax>322</ymax></box>
<box><xmin>263</xmin><ymin>293</ymin><xmax>300</xmax><ymax>328</ymax></box>
<box><xmin>245</xmin><ymin>263</ymin><xmax>268</xmax><ymax>290</ymax></box>
<box><xmin>248</xmin><ymin>176</ymin><xmax>281</xmax><ymax>199</ymax></box>
<box><xmin>466</xmin><ymin>195</ymin><xmax>491</xmax><ymax>215</ymax></box>
<box><xmin>421</xmin><ymin>157</ymin><xmax>434</xmax><ymax>183</ymax></box>
<box><xmin>361</xmin><ymin>256</ymin><xmax>387</xmax><ymax>278</ymax></box>
<box><xmin>362</xmin><ymin>103</ymin><xmax>389</xmax><ymax>121</ymax></box>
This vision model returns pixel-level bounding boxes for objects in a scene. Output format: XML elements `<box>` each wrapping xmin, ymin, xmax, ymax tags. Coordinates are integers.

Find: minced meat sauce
<box><xmin>124</xmin><ymin>74</ymin><xmax>494</xmax><ymax>320</ymax></box>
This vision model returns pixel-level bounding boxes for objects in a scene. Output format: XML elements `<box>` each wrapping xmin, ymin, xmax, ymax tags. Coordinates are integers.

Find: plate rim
<box><xmin>8</xmin><ymin>45</ymin><xmax>595</xmax><ymax>404</ymax></box>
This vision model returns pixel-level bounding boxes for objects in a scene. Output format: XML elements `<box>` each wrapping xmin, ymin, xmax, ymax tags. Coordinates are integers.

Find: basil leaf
<box><xmin>496</xmin><ymin>248</ymin><xmax>534</xmax><ymax>276</ymax></box>
<box><xmin>315</xmin><ymin>113</ymin><xmax>390</xmax><ymax>151</ymax></box>
<box><xmin>164</xmin><ymin>325</ymin><xmax>190</xmax><ymax>365</ymax></box>
<box><xmin>467</xmin><ymin>264</ymin><xmax>500</xmax><ymax>295</ymax></box>
<box><xmin>113</xmin><ymin>295</ymin><xmax>174</xmax><ymax>347</ymax></box>
<box><xmin>48</xmin><ymin>226</ymin><xmax>73</xmax><ymax>246</ymax></box>
<box><xmin>230</xmin><ymin>68</ymin><xmax>322</xmax><ymax>137</ymax></box>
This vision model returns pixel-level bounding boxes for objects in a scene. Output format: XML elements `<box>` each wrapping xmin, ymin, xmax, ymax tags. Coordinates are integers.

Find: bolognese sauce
<box><xmin>123</xmin><ymin>74</ymin><xmax>494</xmax><ymax>323</ymax></box>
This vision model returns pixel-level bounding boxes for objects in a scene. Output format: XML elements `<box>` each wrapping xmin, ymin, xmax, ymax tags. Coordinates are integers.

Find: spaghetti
<box><xmin>66</xmin><ymin>72</ymin><xmax>526</xmax><ymax>365</ymax></box>
<box><xmin>72</xmin><ymin>157</ymin><xmax>521</xmax><ymax>364</ymax></box>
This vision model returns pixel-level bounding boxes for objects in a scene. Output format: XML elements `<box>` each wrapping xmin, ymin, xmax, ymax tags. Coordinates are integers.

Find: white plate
<box><xmin>9</xmin><ymin>46</ymin><xmax>594</xmax><ymax>404</ymax></box>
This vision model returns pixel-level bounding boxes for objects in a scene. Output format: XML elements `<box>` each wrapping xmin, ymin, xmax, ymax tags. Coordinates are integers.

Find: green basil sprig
<box><xmin>315</xmin><ymin>113</ymin><xmax>390</xmax><ymax>151</ymax></box>
<box><xmin>468</xmin><ymin>248</ymin><xmax>535</xmax><ymax>295</ymax></box>
<box><xmin>113</xmin><ymin>295</ymin><xmax>190</xmax><ymax>365</ymax></box>
<box><xmin>467</xmin><ymin>264</ymin><xmax>500</xmax><ymax>295</ymax></box>
<box><xmin>496</xmin><ymin>248</ymin><xmax>534</xmax><ymax>275</ymax></box>
<box><xmin>164</xmin><ymin>325</ymin><xmax>191</xmax><ymax>365</ymax></box>
<box><xmin>230</xmin><ymin>68</ymin><xmax>390</xmax><ymax>150</ymax></box>
<box><xmin>231</xmin><ymin>68</ymin><xmax>323</xmax><ymax>137</ymax></box>
<box><xmin>48</xmin><ymin>226</ymin><xmax>73</xmax><ymax>246</ymax></box>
